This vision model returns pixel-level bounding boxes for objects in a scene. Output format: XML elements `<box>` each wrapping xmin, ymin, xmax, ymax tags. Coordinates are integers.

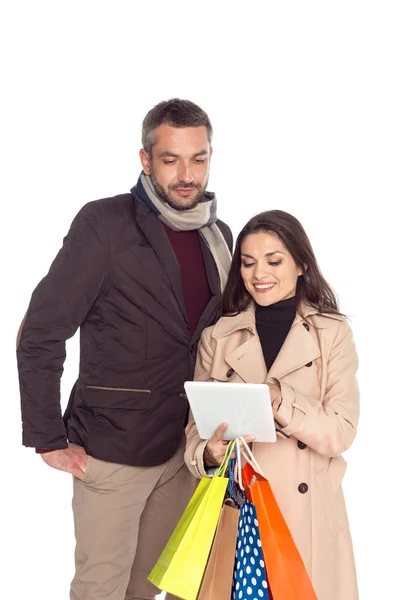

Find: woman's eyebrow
<box><xmin>241</xmin><ymin>251</ymin><xmax>284</xmax><ymax>258</ymax></box>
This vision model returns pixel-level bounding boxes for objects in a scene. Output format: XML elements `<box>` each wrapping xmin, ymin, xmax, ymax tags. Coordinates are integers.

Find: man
<box><xmin>17</xmin><ymin>99</ymin><xmax>232</xmax><ymax>600</ymax></box>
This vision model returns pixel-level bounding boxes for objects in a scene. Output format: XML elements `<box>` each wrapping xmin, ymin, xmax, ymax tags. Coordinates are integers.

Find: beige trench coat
<box><xmin>185</xmin><ymin>303</ymin><xmax>359</xmax><ymax>600</ymax></box>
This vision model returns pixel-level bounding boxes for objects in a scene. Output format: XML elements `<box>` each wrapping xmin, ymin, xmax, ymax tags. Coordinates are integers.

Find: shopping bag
<box><xmin>148</xmin><ymin>442</ymin><xmax>235</xmax><ymax>600</ymax></box>
<box><xmin>232</xmin><ymin>500</ymin><xmax>270</xmax><ymax>600</ymax></box>
<box><xmin>198</xmin><ymin>499</ymin><xmax>239</xmax><ymax>600</ymax></box>
<box><xmin>242</xmin><ymin>461</ymin><xmax>318</xmax><ymax>600</ymax></box>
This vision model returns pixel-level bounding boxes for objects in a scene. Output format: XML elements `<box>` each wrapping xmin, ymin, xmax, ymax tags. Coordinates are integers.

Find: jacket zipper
<box><xmin>86</xmin><ymin>385</ymin><xmax>151</xmax><ymax>393</ymax></box>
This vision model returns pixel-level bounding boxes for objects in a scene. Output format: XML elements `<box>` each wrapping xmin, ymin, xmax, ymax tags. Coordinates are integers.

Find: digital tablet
<box><xmin>184</xmin><ymin>381</ymin><xmax>277</xmax><ymax>443</ymax></box>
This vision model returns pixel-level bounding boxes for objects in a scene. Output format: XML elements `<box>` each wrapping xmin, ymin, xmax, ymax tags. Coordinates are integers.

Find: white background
<box><xmin>1</xmin><ymin>1</ymin><xmax>399</xmax><ymax>598</ymax></box>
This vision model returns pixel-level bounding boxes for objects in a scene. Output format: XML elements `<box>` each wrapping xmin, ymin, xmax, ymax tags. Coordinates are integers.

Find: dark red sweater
<box><xmin>163</xmin><ymin>224</ymin><xmax>212</xmax><ymax>333</ymax></box>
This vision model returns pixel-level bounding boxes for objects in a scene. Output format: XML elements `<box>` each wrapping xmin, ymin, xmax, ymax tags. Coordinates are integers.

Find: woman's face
<box><xmin>240</xmin><ymin>232</ymin><xmax>303</xmax><ymax>307</ymax></box>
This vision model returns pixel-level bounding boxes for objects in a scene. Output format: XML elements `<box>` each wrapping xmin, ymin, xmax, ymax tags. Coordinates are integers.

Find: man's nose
<box><xmin>177</xmin><ymin>163</ymin><xmax>194</xmax><ymax>184</ymax></box>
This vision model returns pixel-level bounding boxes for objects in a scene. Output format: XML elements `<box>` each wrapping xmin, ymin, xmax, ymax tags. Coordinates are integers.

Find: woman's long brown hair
<box><xmin>221</xmin><ymin>210</ymin><xmax>341</xmax><ymax>317</ymax></box>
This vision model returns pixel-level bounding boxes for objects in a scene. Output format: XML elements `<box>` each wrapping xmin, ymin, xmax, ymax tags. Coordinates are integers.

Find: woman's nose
<box><xmin>254</xmin><ymin>264</ymin><xmax>269</xmax><ymax>280</ymax></box>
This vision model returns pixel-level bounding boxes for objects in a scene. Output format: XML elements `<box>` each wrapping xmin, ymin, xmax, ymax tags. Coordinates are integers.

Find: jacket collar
<box><xmin>212</xmin><ymin>301</ymin><xmax>342</xmax><ymax>339</ymax></box>
<box><xmin>212</xmin><ymin>301</ymin><xmax>342</xmax><ymax>383</ymax></box>
<box><xmin>132</xmin><ymin>189</ymin><xmax>222</xmax><ymax>344</ymax></box>
<box><xmin>132</xmin><ymin>193</ymin><xmax>189</xmax><ymax>326</ymax></box>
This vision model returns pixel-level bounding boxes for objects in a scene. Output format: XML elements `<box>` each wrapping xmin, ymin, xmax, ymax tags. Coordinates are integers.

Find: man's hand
<box><xmin>204</xmin><ymin>422</ymin><xmax>255</xmax><ymax>468</ymax></box>
<box><xmin>40</xmin><ymin>445</ymin><xmax>89</xmax><ymax>479</ymax></box>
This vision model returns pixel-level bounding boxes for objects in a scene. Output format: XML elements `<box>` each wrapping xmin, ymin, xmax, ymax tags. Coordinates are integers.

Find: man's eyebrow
<box><xmin>157</xmin><ymin>150</ymin><xmax>209</xmax><ymax>159</ymax></box>
<box><xmin>158</xmin><ymin>151</ymin><xmax>179</xmax><ymax>158</ymax></box>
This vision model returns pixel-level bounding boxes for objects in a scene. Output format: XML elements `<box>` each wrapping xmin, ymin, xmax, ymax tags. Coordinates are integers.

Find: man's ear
<box><xmin>139</xmin><ymin>148</ymin><xmax>151</xmax><ymax>175</ymax></box>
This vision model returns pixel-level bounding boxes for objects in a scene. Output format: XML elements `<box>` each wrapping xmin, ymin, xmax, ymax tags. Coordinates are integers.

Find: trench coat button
<box><xmin>298</xmin><ymin>483</ymin><xmax>309</xmax><ymax>494</ymax></box>
<box><xmin>180</xmin><ymin>392</ymin><xmax>188</xmax><ymax>400</ymax></box>
<box><xmin>297</xmin><ymin>441</ymin><xmax>307</xmax><ymax>450</ymax></box>
<box><xmin>226</xmin><ymin>368</ymin><xmax>235</xmax><ymax>378</ymax></box>
<box><xmin>305</xmin><ymin>361</ymin><xmax>312</xmax><ymax>367</ymax></box>
<box><xmin>303</xmin><ymin>323</ymin><xmax>310</xmax><ymax>331</ymax></box>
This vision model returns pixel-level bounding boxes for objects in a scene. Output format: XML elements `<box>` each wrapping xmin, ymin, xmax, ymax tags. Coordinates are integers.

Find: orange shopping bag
<box><xmin>242</xmin><ymin>461</ymin><xmax>317</xmax><ymax>600</ymax></box>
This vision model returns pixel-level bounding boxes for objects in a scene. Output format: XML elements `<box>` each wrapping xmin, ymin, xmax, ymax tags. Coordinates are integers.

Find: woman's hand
<box><xmin>204</xmin><ymin>422</ymin><xmax>255</xmax><ymax>468</ymax></box>
<box><xmin>268</xmin><ymin>382</ymin><xmax>282</xmax><ymax>411</ymax></box>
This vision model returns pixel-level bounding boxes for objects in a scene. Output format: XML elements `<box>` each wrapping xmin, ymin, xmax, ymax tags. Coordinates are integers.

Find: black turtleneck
<box><xmin>255</xmin><ymin>296</ymin><xmax>297</xmax><ymax>371</ymax></box>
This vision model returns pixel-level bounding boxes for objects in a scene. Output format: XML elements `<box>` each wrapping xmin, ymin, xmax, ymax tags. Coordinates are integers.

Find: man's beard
<box><xmin>150</xmin><ymin>173</ymin><xmax>208</xmax><ymax>212</ymax></box>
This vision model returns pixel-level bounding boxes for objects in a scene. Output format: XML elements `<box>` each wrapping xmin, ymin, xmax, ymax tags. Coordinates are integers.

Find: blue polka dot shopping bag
<box><xmin>232</xmin><ymin>500</ymin><xmax>270</xmax><ymax>600</ymax></box>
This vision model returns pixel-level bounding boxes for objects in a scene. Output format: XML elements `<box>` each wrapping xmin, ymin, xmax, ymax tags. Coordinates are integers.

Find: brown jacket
<box><xmin>17</xmin><ymin>190</ymin><xmax>232</xmax><ymax>467</ymax></box>
<box><xmin>185</xmin><ymin>303</ymin><xmax>359</xmax><ymax>600</ymax></box>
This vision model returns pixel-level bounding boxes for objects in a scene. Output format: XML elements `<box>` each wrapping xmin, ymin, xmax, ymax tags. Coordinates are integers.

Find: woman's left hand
<box><xmin>268</xmin><ymin>383</ymin><xmax>282</xmax><ymax>410</ymax></box>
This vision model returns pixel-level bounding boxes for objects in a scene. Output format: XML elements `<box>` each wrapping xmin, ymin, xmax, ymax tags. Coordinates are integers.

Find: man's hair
<box><xmin>142</xmin><ymin>98</ymin><xmax>213</xmax><ymax>154</ymax></box>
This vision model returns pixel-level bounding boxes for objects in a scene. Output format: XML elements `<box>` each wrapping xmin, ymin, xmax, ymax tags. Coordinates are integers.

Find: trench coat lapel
<box><xmin>267</xmin><ymin>319</ymin><xmax>321</xmax><ymax>382</ymax></box>
<box><xmin>225</xmin><ymin>335</ymin><xmax>268</xmax><ymax>384</ymax></box>
<box><xmin>221</xmin><ymin>308</ymin><xmax>321</xmax><ymax>383</ymax></box>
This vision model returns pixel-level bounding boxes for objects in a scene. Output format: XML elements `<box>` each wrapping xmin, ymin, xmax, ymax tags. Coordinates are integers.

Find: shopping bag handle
<box><xmin>236</xmin><ymin>437</ymin><xmax>265</xmax><ymax>490</ymax></box>
<box><xmin>215</xmin><ymin>440</ymin><xmax>236</xmax><ymax>478</ymax></box>
<box><xmin>239</xmin><ymin>437</ymin><xmax>264</xmax><ymax>474</ymax></box>
<box><xmin>239</xmin><ymin>437</ymin><xmax>265</xmax><ymax>477</ymax></box>
<box><xmin>235</xmin><ymin>438</ymin><xmax>244</xmax><ymax>490</ymax></box>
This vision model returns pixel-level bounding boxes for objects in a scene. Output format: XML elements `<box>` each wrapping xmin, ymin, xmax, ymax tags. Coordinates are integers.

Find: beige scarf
<box><xmin>140</xmin><ymin>174</ymin><xmax>231</xmax><ymax>291</ymax></box>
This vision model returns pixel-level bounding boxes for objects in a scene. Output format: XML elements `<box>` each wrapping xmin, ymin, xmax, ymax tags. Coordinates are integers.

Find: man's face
<box><xmin>140</xmin><ymin>124</ymin><xmax>212</xmax><ymax>211</ymax></box>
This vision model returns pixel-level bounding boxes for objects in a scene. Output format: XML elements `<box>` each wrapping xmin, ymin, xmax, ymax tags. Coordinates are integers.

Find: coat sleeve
<box><xmin>273</xmin><ymin>319</ymin><xmax>359</xmax><ymax>457</ymax></box>
<box><xmin>17</xmin><ymin>202</ymin><xmax>109</xmax><ymax>449</ymax></box>
<box><xmin>184</xmin><ymin>327</ymin><xmax>215</xmax><ymax>478</ymax></box>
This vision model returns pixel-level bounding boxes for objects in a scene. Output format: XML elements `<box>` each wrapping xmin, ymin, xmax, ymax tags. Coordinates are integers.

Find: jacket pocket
<box><xmin>316</xmin><ymin>456</ymin><xmax>348</xmax><ymax>536</ymax></box>
<box><xmin>84</xmin><ymin>386</ymin><xmax>151</xmax><ymax>410</ymax></box>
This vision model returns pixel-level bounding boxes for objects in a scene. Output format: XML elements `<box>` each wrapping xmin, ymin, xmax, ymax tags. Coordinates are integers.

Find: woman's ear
<box><xmin>298</xmin><ymin>264</ymin><xmax>308</xmax><ymax>277</ymax></box>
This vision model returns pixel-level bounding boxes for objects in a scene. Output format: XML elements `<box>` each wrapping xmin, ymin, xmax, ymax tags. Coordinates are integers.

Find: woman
<box><xmin>185</xmin><ymin>210</ymin><xmax>359</xmax><ymax>600</ymax></box>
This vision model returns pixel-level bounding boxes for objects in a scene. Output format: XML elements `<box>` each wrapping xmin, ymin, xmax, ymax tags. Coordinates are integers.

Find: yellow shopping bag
<box><xmin>148</xmin><ymin>443</ymin><xmax>235</xmax><ymax>600</ymax></box>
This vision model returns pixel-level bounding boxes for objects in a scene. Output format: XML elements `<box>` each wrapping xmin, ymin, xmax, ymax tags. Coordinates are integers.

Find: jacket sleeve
<box><xmin>273</xmin><ymin>319</ymin><xmax>359</xmax><ymax>457</ymax></box>
<box><xmin>184</xmin><ymin>327</ymin><xmax>215</xmax><ymax>478</ymax></box>
<box><xmin>17</xmin><ymin>202</ymin><xmax>109</xmax><ymax>449</ymax></box>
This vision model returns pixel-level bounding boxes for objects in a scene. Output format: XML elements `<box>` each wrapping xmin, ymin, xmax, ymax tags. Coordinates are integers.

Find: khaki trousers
<box><xmin>70</xmin><ymin>442</ymin><xmax>196</xmax><ymax>600</ymax></box>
